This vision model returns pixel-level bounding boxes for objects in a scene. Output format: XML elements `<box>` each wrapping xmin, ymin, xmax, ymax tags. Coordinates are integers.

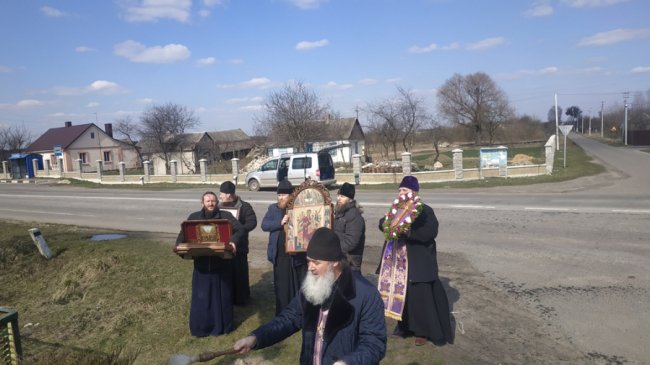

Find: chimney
<box><xmin>65</xmin><ymin>121</ymin><xmax>72</xmax><ymax>127</ymax></box>
<box><xmin>104</xmin><ymin>123</ymin><xmax>113</xmax><ymax>138</ymax></box>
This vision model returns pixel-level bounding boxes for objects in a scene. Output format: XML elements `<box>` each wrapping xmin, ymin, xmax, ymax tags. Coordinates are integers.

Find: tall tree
<box><xmin>254</xmin><ymin>81</ymin><xmax>329</xmax><ymax>152</ymax></box>
<box><xmin>0</xmin><ymin>124</ymin><xmax>32</xmax><ymax>162</ymax></box>
<box><xmin>139</xmin><ymin>103</ymin><xmax>200</xmax><ymax>174</ymax></box>
<box><xmin>437</xmin><ymin>72</ymin><xmax>513</xmax><ymax>145</ymax></box>
<box><xmin>366</xmin><ymin>98</ymin><xmax>401</xmax><ymax>159</ymax></box>
<box><xmin>565</xmin><ymin>105</ymin><xmax>582</xmax><ymax>131</ymax></box>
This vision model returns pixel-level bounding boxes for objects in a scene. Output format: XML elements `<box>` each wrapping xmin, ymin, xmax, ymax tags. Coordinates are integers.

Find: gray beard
<box><xmin>335</xmin><ymin>200</ymin><xmax>350</xmax><ymax>214</ymax></box>
<box><xmin>302</xmin><ymin>268</ymin><xmax>336</xmax><ymax>305</ymax></box>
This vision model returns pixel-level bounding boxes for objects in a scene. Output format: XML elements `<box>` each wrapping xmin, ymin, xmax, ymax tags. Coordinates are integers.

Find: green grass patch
<box><xmin>1</xmin><ymin>220</ymin><xmax>443</xmax><ymax>365</ymax></box>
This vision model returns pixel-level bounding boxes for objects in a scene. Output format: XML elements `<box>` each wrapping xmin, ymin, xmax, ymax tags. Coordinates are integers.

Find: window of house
<box><xmin>103</xmin><ymin>151</ymin><xmax>111</xmax><ymax>162</ymax></box>
<box><xmin>90</xmin><ymin>132</ymin><xmax>95</xmax><ymax>139</ymax></box>
<box><xmin>79</xmin><ymin>152</ymin><xmax>88</xmax><ymax>164</ymax></box>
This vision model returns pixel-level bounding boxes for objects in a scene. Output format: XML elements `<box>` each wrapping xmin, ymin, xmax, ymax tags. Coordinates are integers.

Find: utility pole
<box><xmin>588</xmin><ymin>109</ymin><xmax>592</xmax><ymax>135</ymax></box>
<box><xmin>623</xmin><ymin>91</ymin><xmax>630</xmax><ymax>146</ymax></box>
<box><xmin>555</xmin><ymin>93</ymin><xmax>559</xmax><ymax>150</ymax></box>
<box><xmin>600</xmin><ymin>101</ymin><xmax>604</xmax><ymax>138</ymax></box>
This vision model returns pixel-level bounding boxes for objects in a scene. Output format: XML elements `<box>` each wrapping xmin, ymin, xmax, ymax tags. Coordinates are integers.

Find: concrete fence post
<box><xmin>119</xmin><ymin>162</ymin><xmax>126</xmax><ymax>182</ymax></box>
<box><xmin>32</xmin><ymin>158</ymin><xmax>39</xmax><ymax>178</ymax></box>
<box><xmin>545</xmin><ymin>136</ymin><xmax>555</xmax><ymax>175</ymax></box>
<box><xmin>170</xmin><ymin>160</ymin><xmax>178</xmax><ymax>183</ymax></box>
<box><xmin>453</xmin><ymin>149</ymin><xmax>464</xmax><ymax>180</ymax></box>
<box><xmin>58</xmin><ymin>157</ymin><xmax>64</xmax><ymax>177</ymax></box>
<box><xmin>143</xmin><ymin>161</ymin><xmax>151</xmax><ymax>183</ymax></box>
<box><xmin>401</xmin><ymin>152</ymin><xmax>412</xmax><ymax>176</ymax></box>
<box><xmin>77</xmin><ymin>159</ymin><xmax>83</xmax><ymax>178</ymax></box>
<box><xmin>498</xmin><ymin>146</ymin><xmax>508</xmax><ymax>177</ymax></box>
<box><xmin>231</xmin><ymin>158</ymin><xmax>240</xmax><ymax>186</ymax></box>
<box><xmin>2</xmin><ymin>161</ymin><xmax>9</xmax><ymax>179</ymax></box>
<box><xmin>96</xmin><ymin>160</ymin><xmax>103</xmax><ymax>180</ymax></box>
<box><xmin>352</xmin><ymin>154</ymin><xmax>361</xmax><ymax>185</ymax></box>
<box><xmin>44</xmin><ymin>159</ymin><xmax>50</xmax><ymax>176</ymax></box>
<box><xmin>199</xmin><ymin>159</ymin><xmax>207</xmax><ymax>182</ymax></box>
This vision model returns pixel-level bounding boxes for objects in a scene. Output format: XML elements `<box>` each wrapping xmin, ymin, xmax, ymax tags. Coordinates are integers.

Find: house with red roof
<box><xmin>26</xmin><ymin>121</ymin><xmax>140</xmax><ymax>173</ymax></box>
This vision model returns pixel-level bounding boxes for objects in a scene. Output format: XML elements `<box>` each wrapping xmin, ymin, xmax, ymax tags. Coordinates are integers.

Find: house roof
<box><xmin>317</xmin><ymin>117</ymin><xmax>364</xmax><ymax>141</ymax></box>
<box><xmin>26</xmin><ymin>123</ymin><xmax>93</xmax><ymax>152</ymax></box>
<box><xmin>207</xmin><ymin>128</ymin><xmax>250</xmax><ymax>142</ymax></box>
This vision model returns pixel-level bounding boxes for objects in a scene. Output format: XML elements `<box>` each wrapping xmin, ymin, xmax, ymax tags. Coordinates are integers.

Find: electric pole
<box><xmin>623</xmin><ymin>91</ymin><xmax>630</xmax><ymax>146</ymax></box>
<box><xmin>600</xmin><ymin>101</ymin><xmax>604</xmax><ymax>138</ymax></box>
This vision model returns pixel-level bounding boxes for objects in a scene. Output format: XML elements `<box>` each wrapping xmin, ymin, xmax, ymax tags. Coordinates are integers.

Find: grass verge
<box><xmin>1</xmin><ymin>220</ymin><xmax>444</xmax><ymax>365</ymax></box>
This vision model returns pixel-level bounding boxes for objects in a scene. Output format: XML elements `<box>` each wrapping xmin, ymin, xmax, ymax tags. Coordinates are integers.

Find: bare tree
<box><xmin>139</xmin><ymin>103</ymin><xmax>200</xmax><ymax>174</ymax></box>
<box><xmin>395</xmin><ymin>87</ymin><xmax>430</xmax><ymax>153</ymax></box>
<box><xmin>437</xmin><ymin>72</ymin><xmax>513</xmax><ymax>145</ymax></box>
<box><xmin>114</xmin><ymin>116</ymin><xmax>145</xmax><ymax>166</ymax></box>
<box><xmin>0</xmin><ymin>124</ymin><xmax>32</xmax><ymax>162</ymax></box>
<box><xmin>366</xmin><ymin>99</ymin><xmax>401</xmax><ymax>159</ymax></box>
<box><xmin>253</xmin><ymin>81</ymin><xmax>329</xmax><ymax>152</ymax></box>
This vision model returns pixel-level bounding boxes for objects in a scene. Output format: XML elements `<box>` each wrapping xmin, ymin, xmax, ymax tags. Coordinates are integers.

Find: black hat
<box><xmin>399</xmin><ymin>175</ymin><xmax>419</xmax><ymax>192</ymax></box>
<box><xmin>307</xmin><ymin>227</ymin><xmax>344</xmax><ymax>261</ymax></box>
<box><xmin>338</xmin><ymin>182</ymin><xmax>355</xmax><ymax>200</ymax></box>
<box><xmin>277</xmin><ymin>179</ymin><xmax>293</xmax><ymax>194</ymax></box>
<box><xmin>220</xmin><ymin>181</ymin><xmax>236</xmax><ymax>194</ymax></box>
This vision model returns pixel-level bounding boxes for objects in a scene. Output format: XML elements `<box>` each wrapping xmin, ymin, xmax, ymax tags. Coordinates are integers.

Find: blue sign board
<box><xmin>53</xmin><ymin>144</ymin><xmax>62</xmax><ymax>157</ymax></box>
<box><xmin>479</xmin><ymin>146</ymin><xmax>508</xmax><ymax>169</ymax></box>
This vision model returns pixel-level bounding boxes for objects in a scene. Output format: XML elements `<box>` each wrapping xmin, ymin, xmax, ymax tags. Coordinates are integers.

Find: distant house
<box><xmin>264</xmin><ymin>117</ymin><xmax>365</xmax><ymax>163</ymax></box>
<box><xmin>207</xmin><ymin>128</ymin><xmax>254</xmax><ymax>159</ymax></box>
<box><xmin>145</xmin><ymin>132</ymin><xmax>213</xmax><ymax>175</ymax></box>
<box><xmin>26</xmin><ymin>121</ymin><xmax>140</xmax><ymax>172</ymax></box>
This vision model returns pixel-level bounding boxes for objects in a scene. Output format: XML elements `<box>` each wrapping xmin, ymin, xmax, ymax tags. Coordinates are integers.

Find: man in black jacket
<box><xmin>333</xmin><ymin>183</ymin><xmax>366</xmax><ymax>272</ymax></box>
<box><xmin>218</xmin><ymin>181</ymin><xmax>257</xmax><ymax>306</ymax></box>
<box><xmin>233</xmin><ymin>227</ymin><xmax>386</xmax><ymax>365</ymax></box>
<box><xmin>176</xmin><ymin>191</ymin><xmax>244</xmax><ymax>336</ymax></box>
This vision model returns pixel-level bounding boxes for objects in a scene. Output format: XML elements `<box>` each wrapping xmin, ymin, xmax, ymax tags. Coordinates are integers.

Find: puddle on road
<box><xmin>89</xmin><ymin>234</ymin><xmax>128</xmax><ymax>241</ymax></box>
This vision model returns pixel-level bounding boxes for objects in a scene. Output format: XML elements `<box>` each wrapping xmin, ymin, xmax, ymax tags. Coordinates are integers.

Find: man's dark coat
<box><xmin>333</xmin><ymin>200</ymin><xmax>366</xmax><ymax>271</ymax></box>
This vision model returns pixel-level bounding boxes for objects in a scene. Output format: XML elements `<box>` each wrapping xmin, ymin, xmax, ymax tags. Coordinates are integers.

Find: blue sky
<box><xmin>1</xmin><ymin>0</ymin><xmax>649</xmax><ymax>138</ymax></box>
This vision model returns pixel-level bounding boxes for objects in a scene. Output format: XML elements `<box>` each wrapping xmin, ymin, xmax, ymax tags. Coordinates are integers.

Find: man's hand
<box><xmin>228</xmin><ymin>242</ymin><xmax>237</xmax><ymax>254</ymax></box>
<box><xmin>233</xmin><ymin>335</ymin><xmax>257</xmax><ymax>354</ymax></box>
<box><xmin>281</xmin><ymin>214</ymin><xmax>289</xmax><ymax>225</ymax></box>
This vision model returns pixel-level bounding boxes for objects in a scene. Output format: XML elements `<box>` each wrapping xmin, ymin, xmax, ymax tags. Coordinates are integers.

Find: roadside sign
<box><xmin>53</xmin><ymin>144</ymin><xmax>62</xmax><ymax>157</ymax></box>
<box><xmin>559</xmin><ymin>124</ymin><xmax>573</xmax><ymax>136</ymax></box>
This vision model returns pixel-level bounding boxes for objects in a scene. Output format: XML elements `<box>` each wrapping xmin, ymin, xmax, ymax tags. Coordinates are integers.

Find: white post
<box><xmin>452</xmin><ymin>149</ymin><xmax>463</xmax><ymax>180</ymax></box>
<box><xmin>96</xmin><ymin>160</ymin><xmax>103</xmax><ymax>180</ymax></box>
<box><xmin>401</xmin><ymin>152</ymin><xmax>412</xmax><ymax>176</ymax></box>
<box><xmin>119</xmin><ymin>161</ymin><xmax>126</xmax><ymax>182</ymax></box>
<box><xmin>58</xmin><ymin>157</ymin><xmax>64</xmax><ymax>176</ymax></box>
<box><xmin>231</xmin><ymin>158</ymin><xmax>240</xmax><ymax>186</ymax></box>
<box><xmin>170</xmin><ymin>160</ymin><xmax>178</xmax><ymax>183</ymax></box>
<box><xmin>2</xmin><ymin>161</ymin><xmax>9</xmax><ymax>179</ymax></box>
<box><xmin>555</xmin><ymin>93</ymin><xmax>560</xmax><ymax>151</ymax></box>
<box><xmin>77</xmin><ymin>159</ymin><xmax>83</xmax><ymax>178</ymax></box>
<box><xmin>143</xmin><ymin>160</ymin><xmax>151</xmax><ymax>183</ymax></box>
<box><xmin>32</xmin><ymin>158</ymin><xmax>39</xmax><ymax>178</ymax></box>
<box><xmin>199</xmin><ymin>158</ymin><xmax>207</xmax><ymax>183</ymax></box>
<box><xmin>352</xmin><ymin>154</ymin><xmax>361</xmax><ymax>185</ymax></box>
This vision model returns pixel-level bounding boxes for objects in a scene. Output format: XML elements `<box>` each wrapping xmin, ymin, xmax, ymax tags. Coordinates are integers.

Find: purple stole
<box><xmin>378</xmin><ymin>238</ymin><xmax>408</xmax><ymax>320</ymax></box>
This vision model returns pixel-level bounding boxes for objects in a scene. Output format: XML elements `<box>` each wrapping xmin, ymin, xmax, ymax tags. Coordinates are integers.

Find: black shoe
<box><xmin>392</xmin><ymin>325</ymin><xmax>408</xmax><ymax>338</ymax></box>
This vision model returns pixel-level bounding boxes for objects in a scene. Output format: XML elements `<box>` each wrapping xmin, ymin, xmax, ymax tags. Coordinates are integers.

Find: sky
<box><xmin>1</xmin><ymin>0</ymin><xmax>650</xmax><ymax>139</ymax></box>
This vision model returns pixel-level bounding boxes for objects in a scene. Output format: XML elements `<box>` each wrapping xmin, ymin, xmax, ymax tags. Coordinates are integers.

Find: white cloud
<box><xmin>114</xmin><ymin>40</ymin><xmax>190</xmax><ymax>63</ymax></box>
<box><xmin>562</xmin><ymin>0</ymin><xmax>629</xmax><ymax>7</ymax></box>
<box><xmin>466</xmin><ymin>37</ymin><xmax>506</xmax><ymax>51</ymax></box>
<box><xmin>408</xmin><ymin>42</ymin><xmax>459</xmax><ymax>53</ymax></box>
<box><xmin>578</xmin><ymin>28</ymin><xmax>650</xmax><ymax>46</ymax></box>
<box><xmin>497</xmin><ymin>66</ymin><xmax>559</xmax><ymax>80</ymax></box>
<box><xmin>524</xmin><ymin>3</ymin><xmax>554</xmax><ymax>17</ymax></box>
<box><xmin>296</xmin><ymin>39</ymin><xmax>329</xmax><ymax>50</ymax></box>
<box><xmin>17</xmin><ymin>100</ymin><xmax>44</xmax><ymax>108</ymax></box>
<box><xmin>40</xmin><ymin>6</ymin><xmax>66</xmax><ymax>17</ymax></box>
<box><xmin>87</xmin><ymin>102</ymin><xmax>100</xmax><ymax>108</ymax></box>
<box><xmin>324</xmin><ymin>81</ymin><xmax>353</xmax><ymax>90</ymax></box>
<box><xmin>240</xmin><ymin>105</ymin><xmax>264</xmax><ymax>111</ymax></box>
<box><xmin>120</xmin><ymin>0</ymin><xmax>192</xmax><ymax>23</ymax></box>
<box><xmin>0</xmin><ymin>65</ymin><xmax>12</xmax><ymax>73</ymax></box>
<box><xmin>226</xmin><ymin>96</ymin><xmax>263</xmax><ymax>104</ymax></box>
<box><xmin>631</xmin><ymin>66</ymin><xmax>650</xmax><ymax>73</ymax></box>
<box><xmin>358</xmin><ymin>78</ymin><xmax>378</xmax><ymax>86</ymax></box>
<box><xmin>53</xmin><ymin>80</ymin><xmax>123</xmax><ymax>96</ymax></box>
<box><xmin>75</xmin><ymin>46</ymin><xmax>96</xmax><ymax>53</ymax></box>
<box><xmin>289</xmin><ymin>0</ymin><xmax>328</xmax><ymax>10</ymax></box>
<box><xmin>196</xmin><ymin>57</ymin><xmax>217</xmax><ymax>66</ymax></box>
<box><xmin>385</xmin><ymin>78</ymin><xmax>401</xmax><ymax>84</ymax></box>
<box><xmin>219</xmin><ymin>77</ymin><xmax>272</xmax><ymax>89</ymax></box>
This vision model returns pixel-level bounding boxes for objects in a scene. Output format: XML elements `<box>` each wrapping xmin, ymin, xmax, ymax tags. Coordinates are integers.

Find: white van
<box><xmin>245</xmin><ymin>152</ymin><xmax>336</xmax><ymax>191</ymax></box>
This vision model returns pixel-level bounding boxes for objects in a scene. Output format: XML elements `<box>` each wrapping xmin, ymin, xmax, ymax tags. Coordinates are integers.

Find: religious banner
<box><xmin>285</xmin><ymin>179</ymin><xmax>333</xmax><ymax>254</ymax></box>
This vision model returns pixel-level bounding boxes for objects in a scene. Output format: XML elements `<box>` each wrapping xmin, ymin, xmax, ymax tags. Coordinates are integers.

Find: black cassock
<box><xmin>176</xmin><ymin>207</ymin><xmax>244</xmax><ymax>337</ymax></box>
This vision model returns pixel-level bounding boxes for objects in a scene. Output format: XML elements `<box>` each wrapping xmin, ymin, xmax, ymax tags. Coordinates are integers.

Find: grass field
<box><xmin>1</xmin><ymin>221</ymin><xmax>444</xmax><ymax>365</ymax></box>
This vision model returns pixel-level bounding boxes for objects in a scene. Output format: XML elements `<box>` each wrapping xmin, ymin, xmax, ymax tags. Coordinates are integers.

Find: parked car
<box><xmin>245</xmin><ymin>152</ymin><xmax>336</xmax><ymax>191</ymax></box>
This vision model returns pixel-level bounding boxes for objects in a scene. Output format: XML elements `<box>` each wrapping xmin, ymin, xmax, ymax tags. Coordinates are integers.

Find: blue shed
<box><xmin>8</xmin><ymin>153</ymin><xmax>43</xmax><ymax>179</ymax></box>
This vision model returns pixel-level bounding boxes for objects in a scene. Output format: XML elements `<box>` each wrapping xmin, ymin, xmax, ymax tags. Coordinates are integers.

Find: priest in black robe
<box><xmin>176</xmin><ymin>191</ymin><xmax>244</xmax><ymax>337</ymax></box>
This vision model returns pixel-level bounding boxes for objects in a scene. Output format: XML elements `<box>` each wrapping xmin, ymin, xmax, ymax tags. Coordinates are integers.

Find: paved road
<box><xmin>1</xmin><ymin>134</ymin><xmax>649</xmax><ymax>364</ymax></box>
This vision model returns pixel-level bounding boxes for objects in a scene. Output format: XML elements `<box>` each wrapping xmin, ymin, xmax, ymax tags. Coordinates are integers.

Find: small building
<box><xmin>26</xmin><ymin>121</ymin><xmax>140</xmax><ymax>172</ymax></box>
<box><xmin>207</xmin><ymin>128</ymin><xmax>254</xmax><ymax>159</ymax></box>
<box><xmin>8</xmin><ymin>153</ymin><xmax>43</xmax><ymax>179</ymax></box>
<box><xmin>308</xmin><ymin>117</ymin><xmax>365</xmax><ymax>164</ymax></box>
<box><xmin>146</xmin><ymin>132</ymin><xmax>214</xmax><ymax>175</ymax></box>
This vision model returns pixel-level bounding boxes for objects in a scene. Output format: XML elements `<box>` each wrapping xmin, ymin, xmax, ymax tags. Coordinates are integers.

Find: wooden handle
<box><xmin>197</xmin><ymin>348</ymin><xmax>238</xmax><ymax>362</ymax></box>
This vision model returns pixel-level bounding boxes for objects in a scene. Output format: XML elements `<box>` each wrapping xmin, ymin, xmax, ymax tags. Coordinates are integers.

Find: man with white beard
<box><xmin>233</xmin><ymin>227</ymin><xmax>386</xmax><ymax>365</ymax></box>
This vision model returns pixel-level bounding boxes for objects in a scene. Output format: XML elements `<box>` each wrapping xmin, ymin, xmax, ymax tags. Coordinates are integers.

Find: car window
<box><xmin>318</xmin><ymin>153</ymin><xmax>333</xmax><ymax>167</ymax></box>
<box><xmin>280</xmin><ymin>158</ymin><xmax>290</xmax><ymax>168</ymax></box>
<box><xmin>262</xmin><ymin>159</ymin><xmax>278</xmax><ymax>171</ymax></box>
<box><xmin>292</xmin><ymin>157</ymin><xmax>312</xmax><ymax>169</ymax></box>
